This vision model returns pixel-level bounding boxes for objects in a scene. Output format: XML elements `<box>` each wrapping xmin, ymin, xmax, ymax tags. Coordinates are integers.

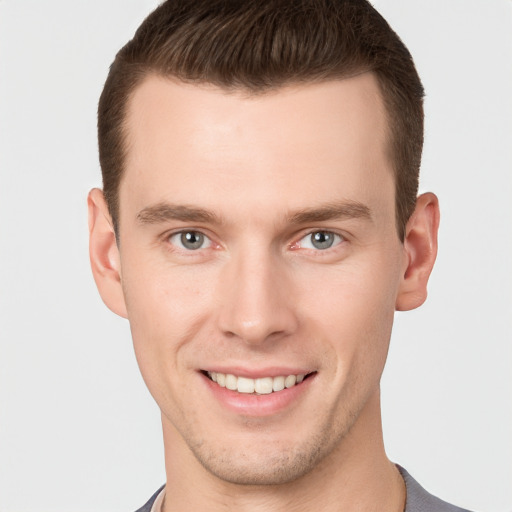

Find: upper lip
<box><xmin>200</xmin><ymin>367</ymin><xmax>314</xmax><ymax>379</ymax></box>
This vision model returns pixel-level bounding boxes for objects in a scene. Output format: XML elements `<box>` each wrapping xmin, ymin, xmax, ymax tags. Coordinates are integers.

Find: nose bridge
<box><xmin>217</xmin><ymin>242</ymin><xmax>297</xmax><ymax>344</ymax></box>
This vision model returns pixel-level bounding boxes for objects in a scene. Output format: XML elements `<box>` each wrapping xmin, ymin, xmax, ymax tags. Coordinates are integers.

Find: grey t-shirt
<box><xmin>397</xmin><ymin>466</ymin><xmax>473</xmax><ymax>512</ymax></box>
<box><xmin>134</xmin><ymin>466</ymin><xmax>474</xmax><ymax>512</ymax></box>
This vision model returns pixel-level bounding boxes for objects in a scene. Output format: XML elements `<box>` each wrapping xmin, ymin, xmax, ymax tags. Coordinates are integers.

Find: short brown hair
<box><xmin>98</xmin><ymin>0</ymin><xmax>424</xmax><ymax>240</ymax></box>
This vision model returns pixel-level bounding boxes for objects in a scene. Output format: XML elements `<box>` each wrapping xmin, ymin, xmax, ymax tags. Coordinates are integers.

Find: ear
<box><xmin>395</xmin><ymin>192</ymin><xmax>440</xmax><ymax>311</ymax></box>
<box><xmin>87</xmin><ymin>188</ymin><xmax>128</xmax><ymax>318</ymax></box>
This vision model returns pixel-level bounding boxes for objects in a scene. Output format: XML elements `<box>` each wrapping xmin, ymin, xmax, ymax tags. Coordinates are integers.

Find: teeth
<box><xmin>254</xmin><ymin>377</ymin><xmax>273</xmax><ymax>394</ymax></box>
<box><xmin>272</xmin><ymin>376</ymin><xmax>285</xmax><ymax>392</ymax></box>
<box><xmin>216</xmin><ymin>373</ymin><xmax>226</xmax><ymax>387</ymax></box>
<box><xmin>237</xmin><ymin>377</ymin><xmax>255</xmax><ymax>394</ymax></box>
<box><xmin>285</xmin><ymin>375</ymin><xmax>296</xmax><ymax>388</ymax></box>
<box><xmin>225</xmin><ymin>374</ymin><xmax>237</xmax><ymax>391</ymax></box>
<box><xmin>206</xmin><ymin>371</ymin><xmax>310</xmax><ymax>394</ymax></box>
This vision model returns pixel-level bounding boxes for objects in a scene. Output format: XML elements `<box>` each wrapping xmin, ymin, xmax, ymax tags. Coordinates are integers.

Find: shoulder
<box><xmin>398</xmin><ymin>466</ymin><xmax>475</xmax><ymax>512</ymax></box>
<box><xmin>133</xmin><ymin>485</ymin><xmax>165</xmax><ymax>512</ymax></box>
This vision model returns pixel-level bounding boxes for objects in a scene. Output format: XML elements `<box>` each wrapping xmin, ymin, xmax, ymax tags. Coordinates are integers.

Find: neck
<box><xmin>162</xmin><ymin>390</ymin><xmax>405</xmax><ymax>512</ymax></box>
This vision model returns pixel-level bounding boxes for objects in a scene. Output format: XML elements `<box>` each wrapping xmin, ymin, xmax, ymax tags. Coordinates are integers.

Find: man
<box><xmin>88</xmin><ymin>0</ymin><xmax>472</xmax><ymax>510</ymax></box>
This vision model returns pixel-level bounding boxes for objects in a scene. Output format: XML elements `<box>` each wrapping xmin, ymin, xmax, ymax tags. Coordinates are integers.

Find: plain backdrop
<box><xmin>1</xmin><ymin>1</ymin><xmax>511</xmax><ymax>511</ymax></box>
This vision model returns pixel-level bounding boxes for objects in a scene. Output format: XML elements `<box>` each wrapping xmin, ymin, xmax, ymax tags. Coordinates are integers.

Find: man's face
<box><xmin>115</xmin><ymin>74</ymin><xmax>407</xmax><ymax>484</ymax></box>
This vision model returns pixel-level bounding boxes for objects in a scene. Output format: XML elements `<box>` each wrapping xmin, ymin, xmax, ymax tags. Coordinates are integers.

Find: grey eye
<box><xmin>181</xmin><ymin>231</ymin><xmax>204</xmax><ymax>250</ymax></box>
<box><xmin>169</xmin><ymin>231</ymin><xmax>211</xmax><ymax>250</ymax></box>
<box><xmin>300</xmin><ymin>231</ymin><xmax>342</xmax><ymax>250</ymax></box>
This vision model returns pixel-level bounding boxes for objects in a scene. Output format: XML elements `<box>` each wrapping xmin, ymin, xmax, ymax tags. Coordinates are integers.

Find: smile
<box><xmin>205</xmin><ymin>371</ymin><xmax>313</xmax><ymax>394</ymax></box>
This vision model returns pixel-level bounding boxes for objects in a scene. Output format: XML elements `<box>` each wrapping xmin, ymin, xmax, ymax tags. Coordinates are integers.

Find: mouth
<box><xmin>203</xmin><ymin>370</ymin><xmax>316</xmax><ymax>395</ymax></box>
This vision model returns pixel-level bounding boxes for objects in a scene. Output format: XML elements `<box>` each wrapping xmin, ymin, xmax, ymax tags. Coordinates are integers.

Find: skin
<box><xmin>89</xmin><ymin>73</ymin><xmax>439</xmax><ymax>511</ymax></box>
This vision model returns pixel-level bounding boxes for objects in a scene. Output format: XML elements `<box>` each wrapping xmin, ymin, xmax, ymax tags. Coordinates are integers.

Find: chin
<box><xmin>188</xmin><ymin>429</ymin><xmax>334</xmax><ymax>486</ymax></box>
<box><xmin>198</xmin><ymin>452</ymin><xmax>319</xmax><ymax>486</ymax></box>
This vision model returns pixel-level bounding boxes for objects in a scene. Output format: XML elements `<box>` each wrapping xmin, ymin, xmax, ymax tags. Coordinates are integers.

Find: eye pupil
<box><xmin>311</xmin><ymin>231</ymin><xmax>334</xmax><ymax>249</ymax></box>
<box><xmin>181</xmin><ymin>231</ymin><xmax>204</xmax><ymax>250</ymax></box>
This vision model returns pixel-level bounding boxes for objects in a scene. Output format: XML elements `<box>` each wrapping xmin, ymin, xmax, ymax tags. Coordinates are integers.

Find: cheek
<box><xmin>299</xmin><ymin>254</ymin><xmax>401</xmax><ymax>369</ymax></box>
<box><xmin>120</xmin><ymin>253</ymin><xmax>216</xmax><ymax>380</ymax></box>
<box><xmin>301</xmin><ymin>254</ymin><xmax>399</xmax><ymax>324</ymax></box>
<box><xmin>123</xmin><ymin>248</ymin><xmax>214</xmax><ymax>320</ymax></box>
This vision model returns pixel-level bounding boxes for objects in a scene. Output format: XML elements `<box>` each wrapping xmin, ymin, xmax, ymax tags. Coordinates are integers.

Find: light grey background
<box><xmin>0</xmin><ymin>1</ymin><xmax>511</xmax><ymax>511</ymax></box>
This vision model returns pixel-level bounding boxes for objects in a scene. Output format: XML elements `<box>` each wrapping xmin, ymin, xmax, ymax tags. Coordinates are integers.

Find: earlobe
<box><xmin>87</xmin><ymin>188</ymin><xmax>128</xmax><ymax>318</ymax></box>
<box><xmin>395</xmin><ymin>192</ymin><xmax>440</xmax><ymax>312</ymax></box>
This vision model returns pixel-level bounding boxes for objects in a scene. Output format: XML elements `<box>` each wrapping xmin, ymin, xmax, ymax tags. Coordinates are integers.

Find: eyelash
<box><xmin>293</xmin><ymin>230</ymin><xmax>345</xmax><ymax>252</ymax></box>
<box><xmin>167</xmin><ymin>230</ymin><xmax>213</xmax><ymax>252</ymax></box>
<box><xmin>165</xmin><ymin>229</ymin><xmax>345</xmax><ymax>254</ymax></box>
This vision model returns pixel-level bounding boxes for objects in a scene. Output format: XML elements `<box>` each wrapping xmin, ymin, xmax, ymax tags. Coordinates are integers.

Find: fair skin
<box><xmin>89</xmin><ymin>73</ymin><xmax>439</xmax><ymax>512</ymax></box>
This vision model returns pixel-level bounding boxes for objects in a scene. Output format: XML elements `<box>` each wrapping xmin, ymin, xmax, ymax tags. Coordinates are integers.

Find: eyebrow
<box><xmin>288</xmin><ymin>201</ymin><xmax>372</xmax><ymax>225</ymax></box>
<box><xmin>136</xmin><ymin>203</ymin><xmax>222</xmax><ymax>225</ymax></box>
<box><xmin>136</xmin><ymin>200</ymin><xmax>372</xmax><ymax>226</ymax></box>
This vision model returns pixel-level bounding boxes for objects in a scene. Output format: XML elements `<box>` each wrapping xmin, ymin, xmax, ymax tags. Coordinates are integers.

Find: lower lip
<box><xmin>201</xmin><ymin>373</ymin><xmax>316</xmax><ymax>417</ymax></box>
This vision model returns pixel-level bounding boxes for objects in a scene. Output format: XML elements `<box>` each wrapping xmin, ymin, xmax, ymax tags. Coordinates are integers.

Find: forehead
<box><xmin>120</xmin><ymin>74</ymin><xmax>394</xmax><ymax>226</ymax></box>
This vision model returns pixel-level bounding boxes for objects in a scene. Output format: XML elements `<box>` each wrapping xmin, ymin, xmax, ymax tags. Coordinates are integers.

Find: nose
<box><xmin>216</xmin><ymin>247</ymin><xmax>299</xmax><ymax>346</ymax></box>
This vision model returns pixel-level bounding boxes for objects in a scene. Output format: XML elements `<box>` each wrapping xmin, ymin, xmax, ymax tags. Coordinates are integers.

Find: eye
<box><xmin>299</xmin><ymin>231</ymin><xmax>343</xmax><ymax>250</ymax></box>
<box><xmin>168</xmin><ymin>231</ymin><xmax>212</xmax><ymax>251</ymax></box>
